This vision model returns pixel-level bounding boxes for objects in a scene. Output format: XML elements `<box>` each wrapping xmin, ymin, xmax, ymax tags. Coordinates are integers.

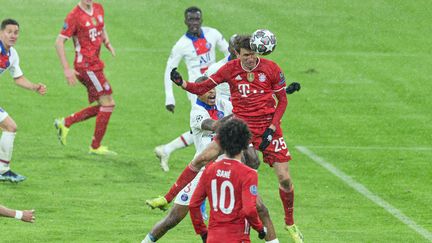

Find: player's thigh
<box><xmin>272</xmin><ymin>161</ymin><xmax>291</xmax><ymax>183</ymax></box>
<box><xmin>76</xmin><ymin>69</ymin><xmax>113</xmax><ymax>103</ymax></box>
<box><xmin>174</xmin><ymin>169</ymin><xmax>204</xmax><ymax>205</ymax></box>
<box><xmin>0</xmin><ymin>111</ymin><xmax>17</xmax><ymax>132</ymax></box>
<box><xmin>242</xmin><ymin>146</ymin><xmax>260</xmax><ymax>169</ymax></box>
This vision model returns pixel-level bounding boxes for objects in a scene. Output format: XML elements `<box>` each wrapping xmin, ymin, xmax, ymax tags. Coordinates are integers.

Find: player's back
<box><xmin>204</xmin><ymin>158</ymin><xmax>256</xmax><ymax>234</ymax></box>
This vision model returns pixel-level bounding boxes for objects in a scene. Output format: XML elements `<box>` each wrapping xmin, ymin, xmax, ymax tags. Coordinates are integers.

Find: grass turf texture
<box><xmin>1</xmin><ymin>0</ymin><xmax>431</xmax><ymax>242</ymax></box>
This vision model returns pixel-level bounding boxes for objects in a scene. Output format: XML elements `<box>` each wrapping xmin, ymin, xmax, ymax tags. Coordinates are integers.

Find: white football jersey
<box><xmin>0</xmin><ymin>44</ymin><xmax>23</xmax><ymax>78</ymax></box>
<box><xmin>190</xmin><ymin>98</ymin><xmax>232</xmax><ymax>155</ymax></box>
<box><xmin>205</xmin><ymin>55</ymin><xmax>232</xmax><ymax>101</ymax></box>
<box><xmin>164</xmin><ymin>27</ymin><xmax>229</xmax><ymax>106</ymax></box>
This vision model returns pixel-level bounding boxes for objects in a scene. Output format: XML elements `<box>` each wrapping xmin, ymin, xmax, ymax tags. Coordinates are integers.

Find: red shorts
<box><xmin>207</xmin><ymin>228</ymin><xmax>250</xmax><ymax>243</ymax></box>
<box><xmin>249</xmin><ymin>125</ymin><xmax>292</xmax><ymax>166</ymax></box>
<box><xmin>76</xmin><ymin>69</ymin><xmax>113</xmax><ymax>103</ymax></box>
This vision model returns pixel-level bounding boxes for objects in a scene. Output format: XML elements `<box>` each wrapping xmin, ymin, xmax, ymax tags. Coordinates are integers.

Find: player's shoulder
<box><xmin>9</xmin><ymin>47</ymin><xmax>18</xmax><ymax>58</ymax></box>
<box><xmin>202</xmin><ymin>26</ymin><xmax>223</xmax><ymax>37</ymax></box>
<box><xmin>259</xmin><ymin>57</ymin><xmax>278</xmax><ymax>66</ymax></box>
<box><xmin>93</xmin><ymin>2</ymin><xmax>104</xmax><ymax>12</ymax></box>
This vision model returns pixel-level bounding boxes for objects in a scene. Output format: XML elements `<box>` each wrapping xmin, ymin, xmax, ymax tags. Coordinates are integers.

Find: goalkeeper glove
<box><xmin>259</xmin><ymin>128</ymin><xmax>274</xmax><ymax>151</ymax></box>
<box><xmin>258</xmin><ymin>226</ymin><xmax>267</xmax><ymax>240</ymax></box>
<box><xmin>286</xmin><ymin>82</ymin><xmax>301</xmax><ymax>94</ymax></box>
<box><xmin>170</xmin><ymin>68</ymin><xmax>183</xmax><ymax>86</ymax></box>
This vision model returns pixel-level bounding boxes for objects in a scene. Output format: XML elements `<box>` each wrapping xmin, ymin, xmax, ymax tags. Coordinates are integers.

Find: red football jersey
<box><xmin>208</xmin><ymin>58</ymin><xmax>286</xmax><ymax>130</ymax></box>
<box><xmin>60</xmin><ymin>3</ymin><xmax>105</xmax><ymax>70</ymax></box>
<box><xmin>189</xmin><ymin>159</ymin><xmax>263</xmax><ymax>242</ymax></box>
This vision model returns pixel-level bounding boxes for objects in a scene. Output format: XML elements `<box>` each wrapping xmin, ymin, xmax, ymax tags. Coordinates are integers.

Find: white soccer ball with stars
<box><xmin>250</xmin><ymin>29</ymin><xmax>277</xmax><ymax>55</ymax></box>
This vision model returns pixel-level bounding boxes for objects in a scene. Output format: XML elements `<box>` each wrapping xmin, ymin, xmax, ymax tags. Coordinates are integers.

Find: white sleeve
<box><xmin>164</xmin><ymin>41</ymin><xmax>184</xmax><ymax>106</ymax></box>
<box><xmin>190</xmin><ymin>107</ymin><xmax>210</xmax><ymax>130</ymax></box>
<box><xmin>9</xmin><ymin>49</ymin><xmax>23</xmax><ymax>78</ymax></box>
<box><xmin>220</xmin><ymin>99</ymin><xmax>233</xmax><ymax>116</ymax></box>
<box><xmin>215</xmin><ymin>29</ymin><xmax>229</xmax><ymax>57</ymax></box>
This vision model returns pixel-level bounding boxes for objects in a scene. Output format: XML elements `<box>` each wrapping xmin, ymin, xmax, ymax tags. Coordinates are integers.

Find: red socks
<box><xmin>65</xmin><ymin>105</ymin><xmax>100</xmax><ymax>127</ymax></box>
<box><xmin>91</xmin><ymin>106</ymin><xmax>114</xmax><ymax>149</ymax></box>
<box><xmin>279</xmin><ymin>186</ymin><xmax>295</xmax><ymax>226</ymax></box>
<box><xmin>164</xmin><ymin>164</ymin><xmax>199</xmax><ymax>202</ymax></box>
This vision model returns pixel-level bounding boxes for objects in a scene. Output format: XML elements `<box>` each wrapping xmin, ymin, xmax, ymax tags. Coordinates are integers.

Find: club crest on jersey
<box><xmin>250</xmin><ymin>185</ymin><xmax>258</xmax><ymax>195</ymax></box>
<box><xmin>98</xmin><ymin>15</ymin><xmax>103</xmax><ymax>23</ymax></box>
<box><xmin>91</xmin><ymin>17</ymin><xmax>97</xmax><ymax>26</ymax></box>
<box><xmin>247</xmin><ymin>72</ymin><xmax>254</xmax><ymax>82</ymax></box>
<box><xmin>258</xmin><ymin>73</ymin><xmax>266</xmax><ymax>82</ymax></box>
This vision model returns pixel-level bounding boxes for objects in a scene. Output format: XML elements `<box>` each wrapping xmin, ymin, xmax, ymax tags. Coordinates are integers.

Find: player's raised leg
<box><xmin>146</xmin><ymin>140</ymin><xmax>221</xmax><ymax>210</ymax></box>
<box><xmin>154</xmin><ymin>131</ymin><xmax>193</xmax><ymax>172</ymax></box>
<box><xmin>54</xmin><ymin>105</ymin><xmax>100</xmax><ymax>145</ymax></box>
<box><xmin>273</xmin><ymin>162</ymin><xmax>303</xmax><ymax>243</ymax></box>
<box><xmin>0</xmin><ymin>115</ymin><xmax>25</xmax><ymax>183</ymax></box>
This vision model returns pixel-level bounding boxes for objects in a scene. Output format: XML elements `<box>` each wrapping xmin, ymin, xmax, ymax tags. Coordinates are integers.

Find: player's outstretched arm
<box><xmin>14</xmin><ymin>76</ymin><xmax>47</xmax><ymax>95</ymax></box>
<box><xmin>55</xmin><ymin>36</ymin><xmax>78</xmax><ymax>86</ymax></box>
<box><xmin>170</xmin><ymin>68</ymin><xmax>218</xmax><ymax>95</ymax></box>
<box><xmin>0</xmin><ymin>205</ymin><xmax>35</xmax><ymax>223</ymax></box>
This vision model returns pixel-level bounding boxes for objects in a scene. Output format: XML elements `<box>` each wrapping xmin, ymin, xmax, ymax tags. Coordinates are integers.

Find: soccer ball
<box><xmin>250</xmin><ymin>29</ymin><xmax>277</xmax><ymax>55</ymax></box>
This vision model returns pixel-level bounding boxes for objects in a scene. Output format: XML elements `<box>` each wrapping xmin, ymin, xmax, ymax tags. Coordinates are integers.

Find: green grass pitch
<box><xmin>1</xmin><ymin>0</ymin><xmax>431</xmax><ymax>242</ymax></box>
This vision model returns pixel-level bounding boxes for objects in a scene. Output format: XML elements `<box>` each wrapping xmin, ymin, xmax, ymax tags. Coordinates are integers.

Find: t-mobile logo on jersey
<box><xmin>238</xmin><ymin>83</ymin><xmax>250</xmax><ymax>97</ymax></box>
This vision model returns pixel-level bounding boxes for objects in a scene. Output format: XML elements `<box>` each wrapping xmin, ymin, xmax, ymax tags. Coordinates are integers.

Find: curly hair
<box><xmin>217</xmin><ymin>118</ymin><xmax>251</xmax><ymax>157</ymax></box>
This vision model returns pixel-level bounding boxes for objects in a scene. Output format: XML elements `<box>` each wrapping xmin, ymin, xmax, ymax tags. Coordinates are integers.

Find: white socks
<box><xmin>266</xmin><ymin>239</ymin><xmax>280</xmax><ymax>243</ymax></box>
<box><xmin>163</xmin><ymin>131</ymin><xmax>194</xmax><ymax>155</ymax></box>
<box><xmin>0</xmin><ymin>131</ymin><xmax>15</xmax><ymax>174</ymax></box>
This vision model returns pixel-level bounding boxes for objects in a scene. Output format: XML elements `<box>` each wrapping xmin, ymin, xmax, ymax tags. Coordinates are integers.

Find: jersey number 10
<box><xmin>211</xmin><ymin>179</ymin><xmax>235</xmax><ymax>214</ymax></box>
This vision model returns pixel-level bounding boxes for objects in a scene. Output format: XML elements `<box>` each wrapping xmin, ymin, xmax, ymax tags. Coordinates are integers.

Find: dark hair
<box><xmin>234</xmin><ymin>35</ymin><xmax>252</xmax><ymax>54</ymax></box>
<box><xmin>218</xmin><ymin>118</ymin><xmax>251</xmax><ymax>157</ymax></box>
<box><xmin>195</xmin><ymin>76</ymin><xmax>207</xmax><ymax>83</ymax></box>
<box><xmin>184</xmin><ymin>6</ymin><xmax>202</xmax><ymax>17</ymax></box>
<box><xmin>1</xmin><ymin>19</ymin><xmax>19</xmax><ymax>30</ymax></box>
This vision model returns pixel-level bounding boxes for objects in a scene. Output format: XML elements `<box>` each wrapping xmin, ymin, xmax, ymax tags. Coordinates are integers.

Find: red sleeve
<box><xmin>271</xmin><ymin>62</ymin><xmax>287</xmax><ymax>92</ymax></box>
<box><xmin>189</xmin><ymin>168</ymin><xmax>209</xmax><ymax>236</ymax></box>
<box><xmin>185</xmin><ymin>78</ymin><xmax>218</xmax><ymax>96</ymax></box>
<box><xmin>241</xmin><ymin>170</ymin><xmax>264</xmax><ymax>232</ymax></box>
<box><xmin>60</xmin><ymin>10</ymin><xmax>77</xmax><ymax>38</ymax></box>
<box><xmin>185</xmin><ymin>61</ymin><xmax>230</xmax><ymax>95</ymax></box>
<box><xmin>271</xmin><ymin>89</ymin><xmax>287</xmax><ymax>127</ymax></box>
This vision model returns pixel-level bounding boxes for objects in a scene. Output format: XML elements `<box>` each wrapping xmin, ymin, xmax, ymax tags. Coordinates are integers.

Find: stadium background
<box><xmin>1</xmin><ymin>0</ymin><xmax>431</xmax><ymax>242</ymax></box>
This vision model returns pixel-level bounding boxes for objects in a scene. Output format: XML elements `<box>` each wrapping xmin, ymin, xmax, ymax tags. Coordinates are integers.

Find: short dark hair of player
<box><xmin>218</xmin><ymin>118</ymin><xmax>251</xmax><ymax>158</ymax></box>
<box><xmin>234</xmin><ymin>35</ymin><xmax>252</xmax><ymax>54</ymax></box>
<box><xmin>184</xmin><ymin>6</ymin><xmax>202</xmax><ymax>17</ymax></box>
<box><xmin>195</xmin><ymin>76</ymin><xmax>207</xmax><ymax>83</ymax></box>
<box><xmin>1</xmin><ymin>19</ymin><xmax>19</xmax><ymax>30</ymax></box>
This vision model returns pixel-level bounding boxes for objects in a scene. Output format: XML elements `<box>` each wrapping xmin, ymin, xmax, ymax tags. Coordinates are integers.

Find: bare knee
<box><xmin>242</xmin><ymin>148</ymin><xmax>260</xmax><ymax>169</ymax></box>
<box><xmin>280</xmin><ymin>178</ymin><xmax>293</xmax><ymax>191</ymax></box>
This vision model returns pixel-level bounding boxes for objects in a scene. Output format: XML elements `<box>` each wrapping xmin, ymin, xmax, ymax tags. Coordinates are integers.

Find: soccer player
<box><xmin>0</xmin><ymin>204</ymin><xmax>35</xmax><ymax>223</ymax></box>
<box><xmin>147</xmin><ymin>35</ymin><xmax>304</xmax><ymax>242</ymax></box>
<box><xmin>0</xmin><ymin>19</ymin><xmax>47</xmax><ymax>182</ymax></box>
<box><xmin>189</xmin><ymin>118</ymin><xmax>267</xmax><ymax>243</ymax></box>
<box><xmin>142</xmin><ymin>76</ymin><xmax>233</xmax><ymax>242</ymax></box>
<box><xmin>54</xmin><ymin>0</ymin><xmax>117</xmax><ymax>155</ymax></box>
<box><xmin>154</xmin><ymin>6</ymin><xmax>230</xmax><ymax>172</ymax></box>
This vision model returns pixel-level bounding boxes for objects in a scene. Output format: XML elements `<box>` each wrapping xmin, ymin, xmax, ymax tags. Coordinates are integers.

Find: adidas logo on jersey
<box><xmin>85</xmin><ymin>21</ymin><xmax>91</xmax><ymax>27</ymax></box>
<box><xmin>235</xmin><ymin>75</ymin><xmax>242</xmax><ymax>80</ymax></box>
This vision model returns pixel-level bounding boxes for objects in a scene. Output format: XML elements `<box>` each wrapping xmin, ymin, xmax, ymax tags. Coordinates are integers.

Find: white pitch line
<box><xmin>296</xmin><ymin>146</ymin><xmax>432</xmax><ymax>242</ymax></box>
<box><xmin>301</xmin><ymin>145</ymin><xmax>432</xmax><ymax>151</ymax></box>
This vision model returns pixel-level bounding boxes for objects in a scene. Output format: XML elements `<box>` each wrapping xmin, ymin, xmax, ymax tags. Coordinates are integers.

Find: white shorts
<box><xmin>174</xmin><ymin>168</ymin><xmax>204</xmax><ymax>206</ymax></box>
<box><xmin>0</xmin><ymin>107</ymin><xmax>9</xmax><ymax>123</ymax></box>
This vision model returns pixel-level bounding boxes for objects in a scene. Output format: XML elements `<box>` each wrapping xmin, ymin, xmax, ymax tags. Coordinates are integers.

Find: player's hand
<box><xmin>21</xmin><ymin>209</ymin><xmax>35</xmax><ymax>223</ymax></box>
<box><xmin>64</xmin><ymin>68</ymin><xmax>79</xmax><ymax>86</ymax></box>
<box><xmin>36</xmin><ymin>83</ymin><xmax>47</xmax><ymax>95</ymax></box>
<box><xmin>170</xmin><ymin>68</ymin><xmax>183</xmax><ymax>86</ymax></box>
<box><xmin>259</xmin><ymin>128</ymin><xmax>275</xmax><ymax>151</ymax></box>
<box><xmin>166</xmin><ymin>104</ymin><xmax>175</xmax><ymax>113</ymax></box>
<box><xmin>106</xmin><ymin>43</ymin><xmax>116</xmax><ymax>57</ymax></box>
<box><xmin>286</xmin><ymin>82</ymin><xmax>301</xmax><ymax>94</ymax></box>
<box><xmin>200</xmin><ymin>232</ymin><xmax>207</xmax><ymax>242</ymax></box>
<box><xmin>258</xmin><ymin>226</ymin><xmax>267</xmax><ymax>240</ymax></box>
